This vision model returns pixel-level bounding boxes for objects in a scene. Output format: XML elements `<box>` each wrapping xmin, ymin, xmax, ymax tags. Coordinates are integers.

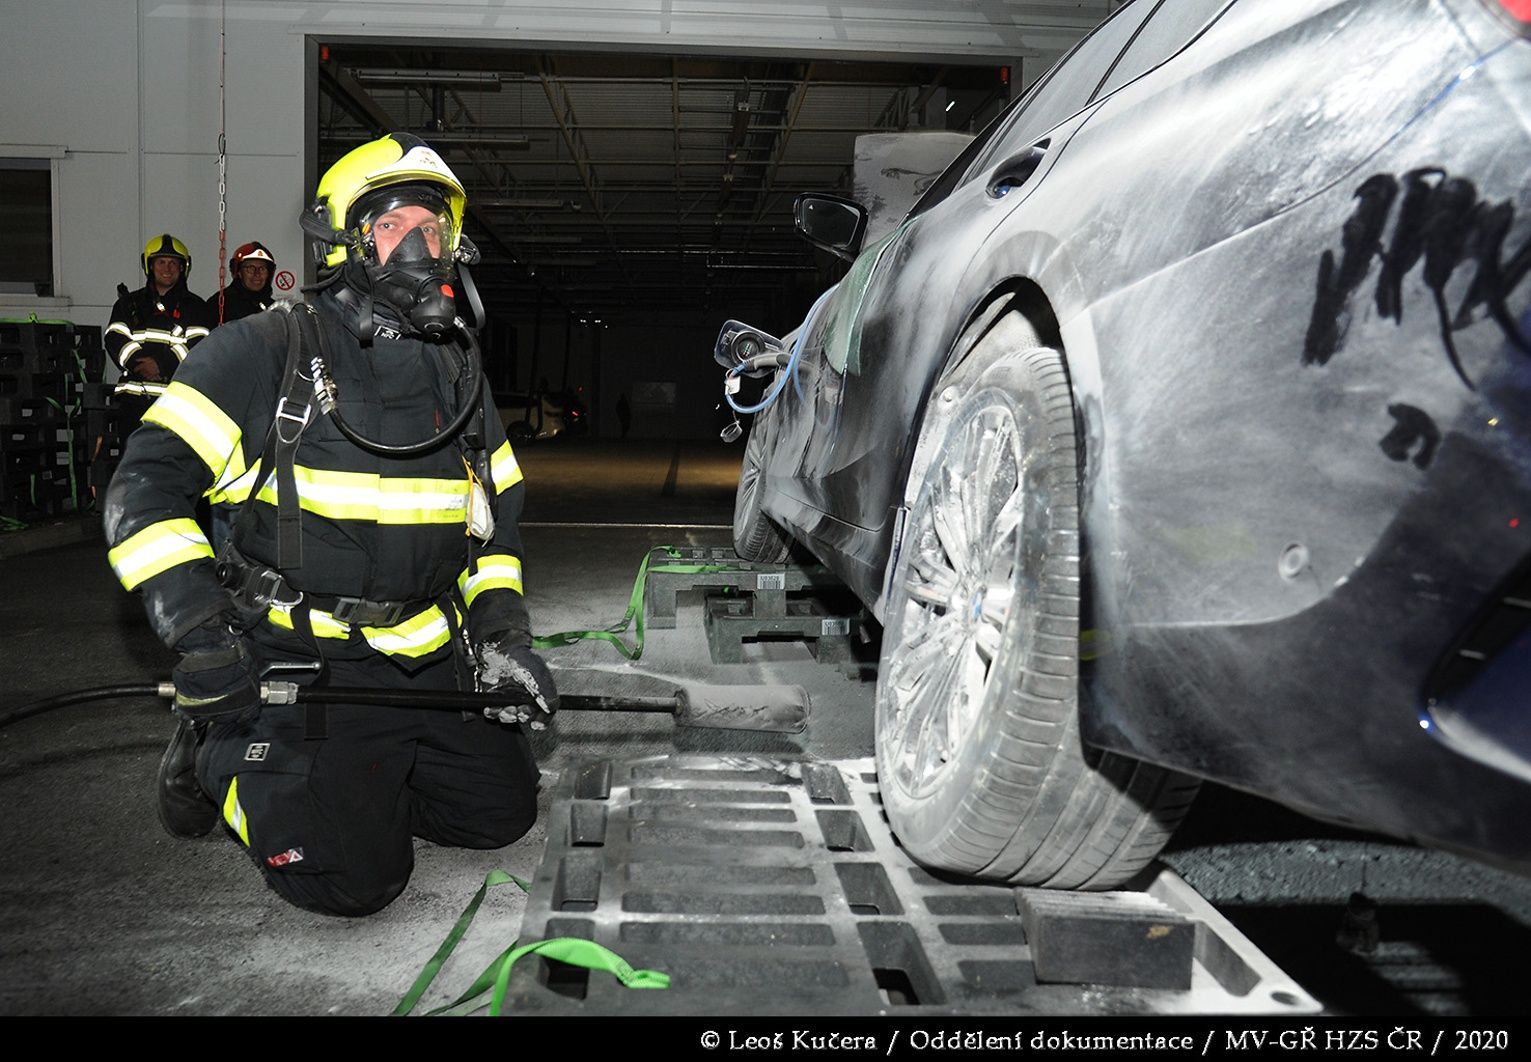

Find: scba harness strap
<box><xmin>215</xmin><ymin>302</ymin><xmax>494</xmax><ymax>689</ymax></box>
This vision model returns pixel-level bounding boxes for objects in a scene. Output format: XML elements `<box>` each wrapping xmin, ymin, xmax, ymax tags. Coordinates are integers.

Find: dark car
<box><xmin>497</xmin><ymin>389</ymin><xmax>588</xmax><ymax>441</ymax></box>
<box><xmin>718</xmin><ymin>0</ymin><xmax>1531</xmax><ymax>889</ymax></box>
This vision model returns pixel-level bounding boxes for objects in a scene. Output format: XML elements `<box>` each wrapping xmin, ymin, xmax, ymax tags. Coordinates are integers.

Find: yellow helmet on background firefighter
<box><xmin>141</xmin><ymin>233</ymin><xmax>191</xmax><ymax>279</ymax></box>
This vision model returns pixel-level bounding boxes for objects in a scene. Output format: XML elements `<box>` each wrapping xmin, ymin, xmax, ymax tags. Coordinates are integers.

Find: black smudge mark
<box><xmin>1376</xmin><ymin>167</ymin><xmax>1444</xmax><ymax>323</ymax></box>
<box><xmin>1378</xmin><ymin>403</ymin><xmax>1440</xmax><ymax>470</ymax></box>
<box><xmin>1422</xmin><ymin>177</ymin><xmax>1482</xmax><ymax>389</ymax></box>
<box><xmin>1452</xmin><ymin>199</ymin><xmax>1531</xmax><ymax>357</ymax></box>
<box><xmin>1303</xmin><ymin>175</ymin><xmax>1398</xmax><ymax>366</ymax></box>
<box><xmin>1307</xmin><ymin>167</ymin><xmax>1531</xmax><ymax>388</ymax></box>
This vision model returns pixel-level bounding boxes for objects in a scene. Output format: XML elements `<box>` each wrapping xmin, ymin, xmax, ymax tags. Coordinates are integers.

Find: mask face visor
<box><xmin>366</xmin><ymin>205</ymin><xmax>457</xmax><ymax>266</ymax></box>
<box><xmin>376</xmin><ymin>218</ymin><xmax>451</xmax><ymax>267</ymax></box>
<box><xmin>352</xmin><ymin>184</ymin><xmax>459</xmax><ymax>266</ymax></box>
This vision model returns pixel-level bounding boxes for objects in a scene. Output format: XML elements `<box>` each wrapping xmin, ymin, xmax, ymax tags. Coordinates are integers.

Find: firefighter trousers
<box><xmin>195</xmin><ymin>649</ymin><xmax>540</xmax><ymax>917</ymax></box>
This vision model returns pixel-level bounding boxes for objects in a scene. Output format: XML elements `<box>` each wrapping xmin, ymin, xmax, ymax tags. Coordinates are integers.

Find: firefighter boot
<box><xmin>156</xmin><ymin>718</ymin><xmax>217</xmax><ymax>838</ymax></box>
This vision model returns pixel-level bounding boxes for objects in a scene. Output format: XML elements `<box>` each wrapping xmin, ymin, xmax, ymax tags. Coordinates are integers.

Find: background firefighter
<box><xmin>102</xmin><ymin>134</ymin><xmax>556</xmax><ymax>918</ymax></box>
<box><xmin>105</xmin><ymin>234</ymin><xmax>213</xmax><ymax>430</ymax></box>
<box><xmin>216</xmin><ymin>240</ymin><xmax>278</xmax><ymax>324</ymax></box>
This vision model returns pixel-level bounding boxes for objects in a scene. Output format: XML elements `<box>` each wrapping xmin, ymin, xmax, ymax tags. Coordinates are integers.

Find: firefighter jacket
<box><xmin>105</xmin><ymin>281</ymin><xmax>213</xmax><ymax>400</ymax></box>
<box><xmin>103</xmin><ymin>291</ymin><xmax>531</xmax><ymax>669</ymax></box>
<box><xmin>214</xmin><ymin>281</ymin><xmax>274</xmax><ymax>325</ymax></box>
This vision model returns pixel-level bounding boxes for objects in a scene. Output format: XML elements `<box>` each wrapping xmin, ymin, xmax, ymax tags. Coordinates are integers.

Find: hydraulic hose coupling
<box><xmin>311</xmin><ymin>356</ymin><xmax>338</xmax><ymax>416</ymax></box>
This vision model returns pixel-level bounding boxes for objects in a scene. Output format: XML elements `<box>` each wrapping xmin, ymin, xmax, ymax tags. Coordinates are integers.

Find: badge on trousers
<box><xmin>244</xmin><ymin>743</ymin><xmax>270</xmax><ymax>762</ymax></box>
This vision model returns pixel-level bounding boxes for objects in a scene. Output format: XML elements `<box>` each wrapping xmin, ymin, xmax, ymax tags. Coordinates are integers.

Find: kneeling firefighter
<box><xmin>103</xmin><ymin>134</ymin><xmax>557</xmax><ymax>917</ymax></box>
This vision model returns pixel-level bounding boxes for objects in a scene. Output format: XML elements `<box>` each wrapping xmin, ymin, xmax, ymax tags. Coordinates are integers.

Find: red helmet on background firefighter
<box><xmin>216</xmin><ymin>240</ymin><xmax>278</xmax><ymax>325</ymax></box>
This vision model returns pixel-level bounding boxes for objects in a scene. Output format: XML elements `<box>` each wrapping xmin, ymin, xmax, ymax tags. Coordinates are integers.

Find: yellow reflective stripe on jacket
<box><xmin>267</xmin><ymin>603</ymin><xmax>351</xmax><ymax>640</ymax></box>
<box><xmin>458</xmin><ymin>554</ymin><xmax>524</xmax><ymax>606</ymax></box>
<box><xmin>360</xmin><ymin>606</ymin><xmax>453</xmax><ymax>658</ymax></box>
<box><xmin>115</xmin><ymin>327</ymin><xmax>196</xmax><ymax>362</ymax></box>
<box><xmin>107</xmin><ymin>518</ymin><xmax>213</xmax><ymax>590</ymax></box>
<box><xmin>142</xmin><ymin>381</ymin><xmax>246</xmax><ymax>483</ymax></box>
<box><xmin>137</xmin><ymin>327</ymin><xmax>186</xmax><ymax>345</ymax></box>
<box><xmin>249</xmin><ymin>466</ymin><xmax>470</xmax><ymax>524</ymax></box>
<box><xmin>489</xmin><ymin>440</ymin><xmax>523</xmax><ymax>491</ymax></box>
<box><xmin>265</xmin><ymin>602</ymin><xmax>455</xmax><ymax>659</ymax></box>
<box><xmin>223</xmin><ymin>777</ymin><xmax>250</xmax><ymax>846</ymax></box>
<box><xmin>209</xmin><ymin>460</ymin><xmax>261</xmax><ymax>505</ymax></box>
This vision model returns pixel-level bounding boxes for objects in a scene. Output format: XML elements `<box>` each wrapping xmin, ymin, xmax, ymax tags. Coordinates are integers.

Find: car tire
<box><xmin>507</xmin><ymin>420</ymin><xmax>534</xmax><ymax>443</ymax></box>
<box><xmin>733</xmin><ymin>413</ymin><xmax>794</xmax><ymax>563</ymax></box>
<box><xmin>875</xmin><ymin>315</ymin><xmax>1199</xmax><ymax>890</ymax></box>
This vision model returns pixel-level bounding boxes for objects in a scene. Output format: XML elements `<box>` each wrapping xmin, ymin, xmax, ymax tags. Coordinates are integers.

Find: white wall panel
<box><xmin>0</xmin><ymin>0</ymin><xmax>1086</xmax><ymax>321</ymax></box>
<box><xmin>0</xmin><ymin>1</ymin><xmax>138</xmax><ymax>151</ymax></box>
<box><xmin>56</xmin><ymin>151</ymin><xmax>140</xmax><ymax>329</ymax></box>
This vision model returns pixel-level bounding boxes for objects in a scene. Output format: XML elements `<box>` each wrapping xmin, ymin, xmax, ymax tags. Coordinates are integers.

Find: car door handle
<box><xmin>986</xmin><ymin>140</ymin><xmax>1050</xmax><ymax>199</ymax></box>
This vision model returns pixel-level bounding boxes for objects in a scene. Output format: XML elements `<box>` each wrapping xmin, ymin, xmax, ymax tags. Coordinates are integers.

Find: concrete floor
<box><xmin>1</xmin><ymin>439</ymin><xmax>1528</xmax><ymax>1016</ymax></box>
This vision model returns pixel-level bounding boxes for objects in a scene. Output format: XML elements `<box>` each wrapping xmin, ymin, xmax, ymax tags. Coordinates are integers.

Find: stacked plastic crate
<box><xmin>0</xmin><ymin>319</ymin><xmax>112</xmax><ymax>524</ymax></box>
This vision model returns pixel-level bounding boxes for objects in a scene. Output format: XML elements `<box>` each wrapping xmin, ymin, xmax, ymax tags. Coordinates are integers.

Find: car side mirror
<box><xmin>794</xmin><ymin>194</ymin><xmax>868</xmax><ymax>262</ymax></box>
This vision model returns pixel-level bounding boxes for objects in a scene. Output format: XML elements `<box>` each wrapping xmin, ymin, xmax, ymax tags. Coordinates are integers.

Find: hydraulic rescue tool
<box><xmin>0</xmin><ymin>677</ymin><xmax>811</xmax><ymax>734</ymax></box>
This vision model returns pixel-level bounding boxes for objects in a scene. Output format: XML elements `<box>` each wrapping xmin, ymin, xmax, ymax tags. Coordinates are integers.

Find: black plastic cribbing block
<box><xmin>0</xmin><ymin>370</ymin><xmax>71</xmax><ymax>400</ymax></box>
<box><xmin>0</xmin><ymin>348</ymin><xmax>71</xmax><ymax>375</ymax></box>
<box><xmin>0</xmin><ymin>396</ymin><xmax>60</xmax><ymax>425</ymax></box>
<box><xmin>1017</xmin><ymin>888</ymin><xmax>1196</xmax><ymax>990</ymax></box>
<box><xmin>0</xmin><ymin>320</ymin><xmax>74</xmax><ymax>353</ymax></box>
<box><xmin>2</xmin><ymin>423</ymin><xmax>48</xmax><ymax>447</ymax></box>
<box><xmin>71</xmin><ymin>324</ymin><xmax>102</xmax><ymax>349</ymax></box>
<box><xmin>503</xmin><ymin>756</ymin><xmax>1314</xmax><ymax>1016</ymax></box>
<box><xmin>79</xmin><ymin>382</ymin><xmax>114</xmax><ymax>410</ymax></box>
<box><xmin>642</xmin><ymin>546</ymin><xmax>844</xmax><ymax>629</ymax></box>
<box><xmin>703</xmin><ymin>595</ymin><xmax>861</xmax><ymax>665</ymax></box>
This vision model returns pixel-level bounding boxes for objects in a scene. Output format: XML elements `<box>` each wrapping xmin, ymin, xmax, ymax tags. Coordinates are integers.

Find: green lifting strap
<box><xmin>531</xmin><ymin>544</ymin><xmax>735</xmax><ymax>661</ymax></box>
<box><xmin>394</xmin><ymin>869</ymin><xmax>669</xmax><ymax>1017</ymax></box>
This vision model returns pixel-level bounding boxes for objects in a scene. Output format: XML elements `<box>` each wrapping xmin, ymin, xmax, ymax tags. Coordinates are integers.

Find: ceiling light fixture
<box><xmin>352</xmin><ymin>69</ymin><xmax>512</xmax><ymax>87</ymax></box>
<box><xmin>481</xmin><ymin>198</ymin><xmax>570</xmax><ymax>209</ymax></box>
<box><xmin>428</xmin><ymin>134</ymin><xmax>531</xmax><ymax>149</ymax></box>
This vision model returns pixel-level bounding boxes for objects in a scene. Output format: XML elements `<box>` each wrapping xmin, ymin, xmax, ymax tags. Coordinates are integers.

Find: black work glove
<box><xmin>474</xmin><ymin>632</ymin><xmax>559</xmax><ymax>731</ymax></box>
<box><xmin>171</xmin><ymin>616</ymin><xmax>261</xmax><ymax>725</ymax></box>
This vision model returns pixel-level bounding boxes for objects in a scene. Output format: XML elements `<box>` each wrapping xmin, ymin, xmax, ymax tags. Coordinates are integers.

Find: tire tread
<box><xmin>876</xmin><ymin>323</ymin><xmax>1199</xmax><ymax>891</ymax></box>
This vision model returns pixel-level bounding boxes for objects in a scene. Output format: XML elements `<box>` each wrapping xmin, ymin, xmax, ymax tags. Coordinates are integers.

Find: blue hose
<box><xmin>725</xmin><ymin>287</ymin><xmax>835</xmax><ymax>416</ymax></box>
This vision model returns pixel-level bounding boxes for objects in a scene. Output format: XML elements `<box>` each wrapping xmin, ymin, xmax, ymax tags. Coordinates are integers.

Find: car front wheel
<box><xmin>875</xmin><ymin>315</ymin><xmax>1199</xmax><ymax>890</ymax></box>
<box><xmin>733</xmin><ymin>413</ymin><xmax>794</xmax><ymax>563</ymax></box>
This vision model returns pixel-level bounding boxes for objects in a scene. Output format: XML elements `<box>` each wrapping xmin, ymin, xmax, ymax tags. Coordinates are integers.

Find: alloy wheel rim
<box><xmin>881</xmin><ymin>399</ymin><xmax>1026</xmax><ymax>794</ymax></box>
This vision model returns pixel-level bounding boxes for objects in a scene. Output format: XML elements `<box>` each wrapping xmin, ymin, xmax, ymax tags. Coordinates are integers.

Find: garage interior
<box><xmin>315</xmin><ymin>44</ymin><xmax>1016</xmax><ymax>437</ymax></box>
<box><xmin>3</xmin><ymin>0</ymin><xmax>1531</xmax><ymax>1020</ymax></box>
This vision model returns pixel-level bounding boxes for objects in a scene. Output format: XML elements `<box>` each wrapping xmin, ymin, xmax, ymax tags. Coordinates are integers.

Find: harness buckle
<box><xmin>276</xmin><ymin>396</ymin><xmax>311</xmax><ymax>425</ymax></box>
<box><xmin>250</xmin><ymin>566</ymin><xmax>304</xmax><ymax>610</ymax></box>
<box><xmin>274</xmin><ymin>396</ymin><xmax>312</xmax><ymax>445</ymax></box>
<box><xmin>329</xmin><ymin>597</ymin><xmax>410</xmax><ymax>627</ymax></box>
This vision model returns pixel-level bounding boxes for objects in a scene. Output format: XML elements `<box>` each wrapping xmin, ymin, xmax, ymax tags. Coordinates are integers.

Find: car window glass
<box><xmin>1094</xmin><ymin>0</ymin><xmax>1233</xmax><ymax>99</ymax></box>
<box><xmin>906</xmin><ymin>107</ymin><xmax>1011</xmax><ymax>218</ymax></box>
<box><xmin>962</xmin><ymin>0</ymin><xmax>1160</xmax><ymax>183</ymax></box>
